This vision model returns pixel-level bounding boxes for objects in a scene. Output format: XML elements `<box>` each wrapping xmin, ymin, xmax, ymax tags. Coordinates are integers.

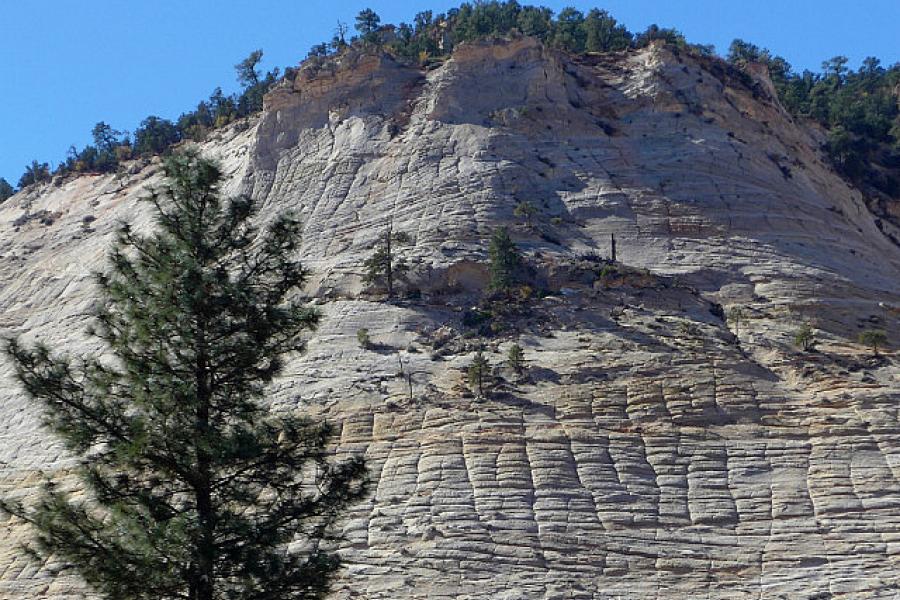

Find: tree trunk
<box><xmin>195</xmin><ymin>327</ymin><xmax>215</xmax><ymax>600</ymax></box>
<box><xmin>196</xmin><ymin>482</ymin><xmax>215</xmax><ymax>600</ymax></box>
<box><xmin>386</xmin><ymin>229</ymin><xmax>393</xmax><ymax>298</ymax></box>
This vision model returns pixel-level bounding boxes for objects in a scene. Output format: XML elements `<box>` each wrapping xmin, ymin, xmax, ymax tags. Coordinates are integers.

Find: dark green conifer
<box><xmin>859</xmin><ymin>329</ymin><xmax>888</xmax><ymax>356</ymax></box>
<box><xmin>133</xmin><ymin>116</ymin><xmax>181</xmax><ymax>156</ymax></box>
<box><xmin>793</xmin><ymin>323</ymin><xmax>816</xmax><ymax>352</ymax></box>
<box><xmin>507</xmin><ymin>343</ymin><xmax>525</xmax><ymax>375</ymax></box>
<box><xmin>468</xmin><ymin>349</ymin><xmax>491</xmax><ymax>397</ymax></box>
<box><xmin>0</xmin><ymin>178</ymin><xmax>14</xmax><ymax>202</ymax></box>
<box><xmin>17</xmin><ymin>160</ymin><xmax>51</xmax><ymax>188</ymax></box>
<box><xmin>2</xmin><ymin>151</ymin><xmax>368</xmax><ymax>600</ymax></box>
<box><xmin>488</xmin><ymin>226</ymin><xmax>521</xmax><ymax>293</ymax></box>
<box><xmin>355</xmin><ymin>9</ymin><xmax>382</xmax><ymax>44</ymax></box>
<box><xmin>363</xmin><ymin>225</ymin><xmax>410</xmax><ymax>299</ymax></box>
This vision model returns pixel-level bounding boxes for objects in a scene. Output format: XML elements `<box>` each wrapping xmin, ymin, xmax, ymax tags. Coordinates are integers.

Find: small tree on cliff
<box><xmin>859</xmin><ymin>329</ymin><xmax>888</xmax><ymax>356</ymax></box>
<box><xmin>234</xmin><ymin>49</ymin><xmax>280</xmax><ymax>116</ymax></box>
<box><xmin>355</xmin><ymin>9</ymin><xmax>382</xmax><ymax>44</ymax></box>
<box><xmin>507</xmin><ymin>343</ymin><xmax>525</xmax><ymax>376</ymax></box>
<box><xmin>488</xmin><ymin>227</ymin><xmax>522</xmax><ymax>293</ymax></box>
<box><xmin>364</xmin><ymin>224</ymin><xmax>410</xmax><ymax>299</ymax></box>
<box><xmin>793</xmin><ymin>323</ymin><xmax>816</xmax><ymax>352</ymax></box>
<box><xmin>2</xmin><ymin>152</ymin><xmax>368</xmax><ymax>600</ymax></box>
<box><xmin>17</xmin><ymin>160</ymin><xmax>51</xmax><ymax>188</ymax></box>
<box><xmin>0</xmin><ymin>177</ymin><xmax>14</xmax><ymax>202</ymax></box>
<box><xmin>468</xmin><ymin>348</ymin><xmax>491</xmax><ymax>397</ymax></box>
<box><xmin>235</xmin><ymin>49</ymin><xmax>263</xmax><ymax>88</ymax></box>
<box><xmin>133</xmin><ymin>116</ymin><xmax>181</xmax><ymax>156</ymax></box>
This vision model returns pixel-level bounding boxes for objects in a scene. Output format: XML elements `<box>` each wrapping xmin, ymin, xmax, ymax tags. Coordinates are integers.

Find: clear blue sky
<box><xmin>2</xmin><ymin>0</ymin><xmax>898</xmax><ymax>186</ymax></box>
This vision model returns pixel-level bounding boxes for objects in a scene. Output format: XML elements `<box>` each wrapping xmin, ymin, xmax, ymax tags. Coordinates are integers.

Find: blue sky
<box><xmin>2</xmin><ymin>0</ymin><xmax>898</xmax><ymax>186</ymax></box>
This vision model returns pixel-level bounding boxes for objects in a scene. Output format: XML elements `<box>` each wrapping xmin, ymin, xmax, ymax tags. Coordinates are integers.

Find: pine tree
<box><xmin>513</xmin><ymin>201</ymin><xmax>537</xmax><ymax>229</ymax></box>
<box><xmin>355</xmin><ymin>9</ymin><xmax>382</xmax><ymax>42</ymax></box>
<box><xmin>859</xmin><ymin>329</ymin><xmax>887</xmax><ymax>356</ymax></box>
<box><xmin>363</xmin><ymin>224</ymin><xmax>409</xmax><ymax>299</ymax></box>
<box><xmin>235</xmin><ymin>49</ymin><xmax>263</xmax><ymax>88</ymax></box>
<box><xmin>728</xmin><ymin>306</ymin><xmax>745</xmax><ymax>336</ymax></box>
<box><xmin>583</xmin><ymin>9</ymin><xmax>632</xmax><ymax>53</ymax></box>
<box><xmin>488</xmin><ymin>227</ymin><xmax>521</xmax><ymax>293</ymax></box>
<box><xmin>793</xmin><ymin>323</ymin><xmax>816</xmax><ymax>352</ymax></box>
<box><xmin>507</xmin><ymin>343</ymin><xmax>525</xmax><ymax>376</ymax></box>
<box><xmin>133</xmin><ymin>116</ymin><xmax>181</xmax><ymax>157</ymax></box>
<box><xmin>17</xmin><ymin>160</ymin><xmax>51</xmax><ymax>189</ymax></box>
<box><xmin>0</xmin><ymin>177</ymin><xmax>14</xmax><ymax>203</ymax></box>
<box><xmin>468</xmin><ymin>349</ymin><xmax>491</xmax><ymax>397</ymax></box>
<box><xmin>2</xmin><ymin>151</ymin><xmax>368</xmax><ymax>600</ymax></box>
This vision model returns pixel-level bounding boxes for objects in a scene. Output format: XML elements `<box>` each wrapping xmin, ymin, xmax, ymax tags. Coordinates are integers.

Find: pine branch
<box><xmin>4</xmin><ymin>151</ymin><xmax>368</xmax><ymax>599</ymax></box>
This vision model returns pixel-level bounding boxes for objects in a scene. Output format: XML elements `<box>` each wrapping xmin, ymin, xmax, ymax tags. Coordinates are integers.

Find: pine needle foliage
<box><xmin>507</xmin><ymin>343</ymin><xmax>525</xmax><ymax>375</ymax></box>
<box><xmin>859</xmin><ymin>329</ymin><xmax>888</xmax><ymax>356</ymax></box>
<box><xmin>363</xmin><ymin>225</ymin><xmax>409</xmax><ymax>298</ymax></box>
<box><xmin>468</xmin><ymin>349</ymin><xmax>491</xmax><ymax>396</ymax></box>
<box><xmin>2</xmin><ymin>151</ymin><xmax>368</xmax><ymax>600</ymax></box>
<box><xmin>488</xmin><ymin>227</ymin><xmax>521</xmax><ymax>293</ymax></box>
<box><xmin>793</xmin><ymin>323</ymin><xmax>816</xmax><ymax>352</ymax></box>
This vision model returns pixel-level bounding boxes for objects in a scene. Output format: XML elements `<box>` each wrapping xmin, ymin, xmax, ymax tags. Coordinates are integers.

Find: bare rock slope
<box><xmin>2</xmin><ymin>38</ymin><xmax>900</xmax><ymax>599</ymax></box>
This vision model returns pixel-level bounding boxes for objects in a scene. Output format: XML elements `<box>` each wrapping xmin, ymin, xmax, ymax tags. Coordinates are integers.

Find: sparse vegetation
<box><xmin>596</xmin><ymin>263</ymin><xmax>619</xmax><ymax>288</ymax></box>
<box><xmin>727</xmin><ymin>40</ymin><xmax>899</xmax><ymax>195</ymax></box>
<box><xmin>13</xmin><ymin>3</ymin><xmax>691</xmax><ymax>188</ymax></box>
<box><xmin>859</xmin><ymin>329</ymin><xmax>887</xmax><ymax>356</ymax></box>
<box><xmin>15</xmin><ymin>2</ymin><xmax>897</xmax><ymax>203</ymax></box>
<box><xmin>598</xmin><ymin>264</ymin><xmax>618</xmax><ymax>279</ymax></box>
<box><xmin>516</xmin><ymin>284</ymin><xmax>534</xmax><ymax>302</ymax></box>
<box><xmin>514</xmin><ymin>201</ymin><xmax>537</xmax><ymax>228</ymax></box>
<box><xmin>462</xmin><ymin>308</ymin><xmax>492</xmax><ymax>330</ymax></box>
<box><xmin>357</xmin><ymin>327</ymin><xmax>372</xmax><ymax>349</ymax></box>
<box><xmin>56</xmin><ymin>122</ymin><xmax>129</xmax><ymax>176</ymax></box>
<box><xmin>370</xmin><ymin>3</ymin><xmax>665</xmax><ymax>61</ymax></box>
<box><xmin>15</xmin><ymin>49</ymin><xmax>282</xmax><ymax>189</ymax></box>
<box><xmin>461</xmin><ymin>305</ymin><xmax>497</xmax><ymax>337</ymax></box>
<box><xmin>793</xmin><ymin>323</ymin><xmax>817</xmax><ymax>352</ymax></box>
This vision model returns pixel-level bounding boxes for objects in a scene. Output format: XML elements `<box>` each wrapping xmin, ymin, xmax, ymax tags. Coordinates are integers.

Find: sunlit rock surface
<box><xmin>2</xmin><ymin>39</ymin><xmax>899</xmax><ymax>599</ymax></box>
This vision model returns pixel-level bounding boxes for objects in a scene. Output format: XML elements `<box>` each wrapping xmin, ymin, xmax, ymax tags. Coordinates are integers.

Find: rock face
<box><xmin>2</xmin><ymin>38</ymin><xmax>900</xmax><ymax>599</ymax></box>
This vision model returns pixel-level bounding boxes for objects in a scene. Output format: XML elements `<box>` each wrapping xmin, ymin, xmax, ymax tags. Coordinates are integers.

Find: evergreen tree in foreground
<box><xmin>2</xmin><ymin>152</ymin><xmax>368</xmax><ymax>600</ymax></box>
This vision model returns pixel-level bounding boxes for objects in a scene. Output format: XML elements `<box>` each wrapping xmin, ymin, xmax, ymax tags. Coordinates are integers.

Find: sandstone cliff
<box><xmin>2</xmin><ymin>38</ymin><xmax>900</xmax><ymax>599</ymax></box>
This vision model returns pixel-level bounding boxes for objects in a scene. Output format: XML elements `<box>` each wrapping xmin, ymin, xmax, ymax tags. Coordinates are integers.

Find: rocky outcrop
<box><xmin>2</xmin><ymin>39</ymin><xmax>899</xmax><ymax>599</ymax></box>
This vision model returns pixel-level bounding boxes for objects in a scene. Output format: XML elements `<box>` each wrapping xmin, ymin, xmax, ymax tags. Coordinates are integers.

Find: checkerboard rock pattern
<box><xmin>2</xmin><ymin>39</ymin><xmax>899</xmax><ymax>599</ymax></box>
